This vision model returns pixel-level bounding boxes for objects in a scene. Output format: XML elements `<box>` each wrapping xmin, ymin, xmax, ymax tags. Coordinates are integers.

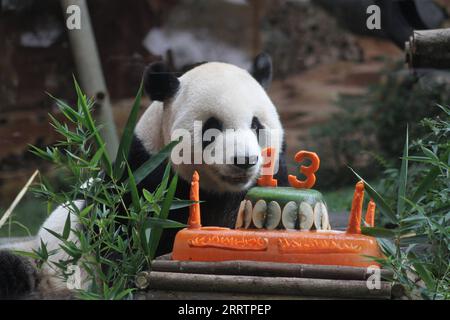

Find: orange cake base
<box><xmin>172</xmin><ymin>227</ymin><xmax>382</xmax><ymax>268</ymax></box>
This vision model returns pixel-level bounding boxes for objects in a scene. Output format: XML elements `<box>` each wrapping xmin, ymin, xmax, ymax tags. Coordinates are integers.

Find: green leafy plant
<box><xmin>352</xmin><ymin>105</ymin><xmax>449</xmax><ymax>299</ymax></box>
<box><xmin>15</xmin><ymin>79</ymin><xmax>190</xmax><ymax>299</ymax></box>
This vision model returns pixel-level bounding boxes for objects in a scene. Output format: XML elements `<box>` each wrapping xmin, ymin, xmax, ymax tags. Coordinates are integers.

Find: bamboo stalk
<box><xmin>143</xmin><ymin>271</ymin><xmax>392</xmax><ymax>299</ymax></box>
<box><xmin>150</xmin><ymin>260</ymin><xmax>393</xmax><ymax>281</ymax></box>
<box><xmin>0</xmin><ymin>170</ymin><xmax>39</xmax><ymax>230</ymax></box>
<box><xmin>60</xmin><ymin>0</ymin><xmax>119</xmax><ymax>158</ymax></box>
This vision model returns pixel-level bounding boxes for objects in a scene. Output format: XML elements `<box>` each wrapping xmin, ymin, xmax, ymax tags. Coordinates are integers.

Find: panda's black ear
<box><xmin>251</xmin><ymin>52</ymin><xmax>272</xmax><ymax>90</ymax></box>
<box><xmin>143</xmin><ymin>62</ymin><xmax>180</xmax><ymax>102</ymax></box>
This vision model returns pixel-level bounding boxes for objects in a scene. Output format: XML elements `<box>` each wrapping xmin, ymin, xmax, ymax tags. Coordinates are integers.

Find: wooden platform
<box><xmin>135</xmin><ymin>259</ymin><xmax>402</xmax><ymax>300</ymax></box>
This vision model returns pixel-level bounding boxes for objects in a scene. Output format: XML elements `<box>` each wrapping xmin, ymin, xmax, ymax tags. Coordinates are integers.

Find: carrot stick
<box><xmin>188</xmin><ymin>171</ymin><xmax>201</xmax><ymax>229</ymax></box>
<box><xmin>347</xmin><ymin>181</ymin><xmax>364</xmax><ymax>234</ymax></box>
<box><xmin>365</xmin><ymin>199</ymin><xmax>376</xmax><ymax>227</ymax></box>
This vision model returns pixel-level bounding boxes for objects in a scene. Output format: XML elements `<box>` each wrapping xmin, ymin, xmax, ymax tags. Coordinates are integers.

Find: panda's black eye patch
<box><xmin>202</xmin><ymin>117</ymin><xmax>223</xmax><ymax>149</ymax></box>
<box><xmin>251</xmin><ymin>116</ymin><xmax>264</xmax><ymax>140</ymax></box>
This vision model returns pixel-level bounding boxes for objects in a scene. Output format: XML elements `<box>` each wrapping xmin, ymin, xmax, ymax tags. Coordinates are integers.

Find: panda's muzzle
<box><xmin>219</xmin><ymin>173</ymin><xmax>251</xmax><ymax>185</ymax></box>
<box><xmin>217</xmin><ymin>156</ymin><xmax>259</xmax><ymax>185</ymax></box>
<box><xmin>232</xmin><ymin>156</ymin><xmax>258</xmax><ymax>170</ymax></box>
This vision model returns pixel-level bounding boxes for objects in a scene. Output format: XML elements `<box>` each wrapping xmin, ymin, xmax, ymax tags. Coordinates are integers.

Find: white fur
<box><xmin>1</xmin><ymin>200</ymin><xmax>84</xmax><ymax>291</ymax></box>
<box><xmin>136</xmin><ymin>62</ymin><xmax>284</xmax><ymax>193</ymax></box>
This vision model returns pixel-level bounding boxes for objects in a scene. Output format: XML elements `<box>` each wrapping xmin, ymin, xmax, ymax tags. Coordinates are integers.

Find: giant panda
<box><xmin>0</xmin><ymin>53</ymin><xmax>288</xmax><ymax>299</ymax></box>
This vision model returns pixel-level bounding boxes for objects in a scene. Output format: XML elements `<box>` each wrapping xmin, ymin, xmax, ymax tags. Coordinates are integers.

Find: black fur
<box><xmin>0</xmin><ymin>250</ymin><xmax>38</xmax><ymax>299</ymax></box>
<box><xmin>251</xmin><ymin>52</ymin><xmax>273</xmax><ymax>89</ymax></box>
<box><xmin>128</xmin><ymin>135</ymin><xmax>288</xmax><ymax>255</ymax></box>
<box><xmin>143</xmin><ymin>62</ymin><xmax>180</xmax><ymax>102</ymax></box>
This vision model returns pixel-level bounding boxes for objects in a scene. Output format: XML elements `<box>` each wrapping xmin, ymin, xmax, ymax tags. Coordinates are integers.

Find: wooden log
<box><xmin>135</xmin><ymin>290</ymin><xmax>339</xmax><ymax>300</ymax></box>
<box><xmin>150</xmin><ymin>260</ymin><xmax>393</xmax><ymax>281</ymax></box>
<box><xmin>144</xmin><ymin>271</ymin><xmax>392</xmax><ymax>299</ymax></box>
<box><xmin>405</xmin><ymin>28</ymin><xmax>450</xmax><ymax>69</ymax></box>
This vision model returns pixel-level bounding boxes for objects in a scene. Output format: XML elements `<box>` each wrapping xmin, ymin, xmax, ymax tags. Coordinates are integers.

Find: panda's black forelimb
<box><xmin>0</xmin><ymin>250</ymin><xmax>38</xmax><ymax>299</ymax></box>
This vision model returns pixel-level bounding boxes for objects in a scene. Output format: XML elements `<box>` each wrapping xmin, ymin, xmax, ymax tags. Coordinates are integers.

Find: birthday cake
<box><xmin>171</xmin><ymin>148</ymin><xmax>382</xmax><ymax>268</ymax></box>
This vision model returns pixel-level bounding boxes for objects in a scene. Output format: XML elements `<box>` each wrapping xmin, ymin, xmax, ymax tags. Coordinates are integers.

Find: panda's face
<box><xmin>166</xmin><ymin>63</ymin><xmax>282</xmax><ymax>193</ymax></box>
<box><xmin>137</xmin><ymin>55</ymin><xmax>283</xmax><ymax>193</ymax></box>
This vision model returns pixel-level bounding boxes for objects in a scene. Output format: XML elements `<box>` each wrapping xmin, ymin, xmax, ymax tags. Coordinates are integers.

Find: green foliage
<box><xmin>312</xmin><ymin>62</ymin><xmax>448</xmax><ymax>189</ymax></box>
<box><xmin>355</xmin><ymin>105</ymin><xmax>450</xmax><ymax>299</ymax></box>
<box><xmin>370</xmin><ymin>72</ymin><xmax>449</xmax><ymax>157</ymax></box>
<box><xmin>19</xmin><ymin>80</ymin><xmax>187</xmax><ymax>299</ymax></box>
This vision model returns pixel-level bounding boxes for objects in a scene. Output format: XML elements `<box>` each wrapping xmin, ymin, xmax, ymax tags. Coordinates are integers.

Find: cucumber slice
<box><xmin>252</xmin><ymin>200</ymin><xmax>267</xmax><ymax>229</ymax></box>
<box><xmin>299</xmin><ymin>202</ymin><xmax>314</xmax><ymax>230</ymax></box>
<box><xmin>282</xmin><ymin>201</ymin><xmax>298</xmax><ymax>230</ymax></box>
<box><xmin>244</xmin><ymin>200</ymin><xmax>253</xmax><ymax>228</ymax></box>
<box><xmin>265</xmin><ymin>201</ymin><xmax>281</xmax><ymax>230</ymax></box>
<box><xmin>235</xmin><ymin>200</ymin><xmax>246</xmax><ymax>229</ymax></box>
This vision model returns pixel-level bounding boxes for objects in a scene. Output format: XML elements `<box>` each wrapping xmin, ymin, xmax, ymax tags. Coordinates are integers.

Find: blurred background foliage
<box><xmin>312</xmin><ymin>61</ymin><xmax>449</xmax><ymax>190</ymax></box>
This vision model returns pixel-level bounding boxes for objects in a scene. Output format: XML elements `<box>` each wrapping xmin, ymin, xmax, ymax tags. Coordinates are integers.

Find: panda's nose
<box><xmin>232</xmin><ymin>156</ymin><xmax>258</xmax><ymax>170</ymax></box>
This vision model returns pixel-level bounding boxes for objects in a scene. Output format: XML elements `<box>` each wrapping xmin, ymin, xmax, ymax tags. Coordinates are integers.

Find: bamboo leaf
<box><xmin>12</xmin><ymin>250</ymin><xmax>41</xmax><ymax>260</ymax></box>
<box><xmin>169</xmin><ymin>199</ymin><xmax>202</xmax><ymax>210</ymax></box>
<box><xmin>420</xmin><ymin>146</ymin><xmax>439</xmax><ymax>162</ymax></box>
<box><xmin>114</xmin><ymin>289</ymin><xmax>134</xmax><ymax>300</ymax></box>
<box><xmin>397</xmin><ymin>126</ymin><xmax>408</xmax><ymax>217</ymax></box>
<box><xmin>44</xmin><ymin>227</ymin><xmax>64</xmax><ymax>241</ymax></box>
<box><xmin>132</xmin><ymin>140</ymin><xmax>180</xmax><ymax>185</ymax></box>
<box><xmin>155</xmin><ymin>162</ymin><xmax>171</xmax><ymax>201</ymax></box>
<box><xmin>160</xmin><ymin>175</ymin><xmax>178</xmax><ymax>221</ymax></box>
<box><xmin>435</xmin><ymin>104</ymin><xmax>450</xmax><ymax>115</ymax></box>
<box><xmin>409</xmin><ymin>252</ymin><xmax>435</xmax><ymax>291</ymax></box>
<box><xmin>149</xmin><ymin>174</ymin><xmax>178</xmax><ymax>259</ymax></box>
<box><xmin>62</xmin><ymin>212</ymin><xmax>71</xmax><ymax>240</ymax></box>
<box><xmin>377</xmin><ymin>238</ymin><xmax>396</xmax><ymax>256</ymax></box>
<box><xmin>126</xmin><ymin>163</ymin><xmax>140</xmax><ymax>212</ymax></box>
<box><xmin>146</xmin><ymin>217</ymin><xmax>186</xmax><ymax>229</ymax></box>
<box><xmin>29</xmin><ymin>145</ymin><xmax>53</xmax><ymax>161</ymax></box>
<box><xmin>46</xmin><ymin>92</ymin><xmax>79</xmax><ymax>123</ymax></box>
<box><xmin>430</xmin><ymin>204</ymin><xmax>450</xmax><ymax>216</ymax></box>
<box><xmin>73</xmin><ymin>77</ymin><xmax>112</xmax><ymax>177</ymax></box>
<box><xmin>361</xmin><ymin>226</ymin><xmax>396</xmax><ymax>238</ymax></box>
<box><xmin>411</xmin><ymin>167</ymin><xmax>440</xmax><ymax>203</ymax></box>
<box><xmin>90</xmin><ymin>147</ymin><xmax>105</xmax><ymax>168</ymax></box>
<box><xmin>113</xmin><ymin>82</ymin><xmax>143</xmax><ymax>179</ymax></box>
<box><xmin>142</xmin><ymin>189</ymin><xmax>154</xmax><ymax>203</ymax></box>
<box><xmin>349</xmin><ymin>167</ymin><xmax>398</xmax><ymax>224</ymax></box>
<box><xmin>399</xmin><ymin>234</ymin><xmax>429</xmax><ymax>245</ymax></box>
<box><xmin>40</xmin><ymin>239</ymin><xmax>48</xmax><ymax>260</ymax></box>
